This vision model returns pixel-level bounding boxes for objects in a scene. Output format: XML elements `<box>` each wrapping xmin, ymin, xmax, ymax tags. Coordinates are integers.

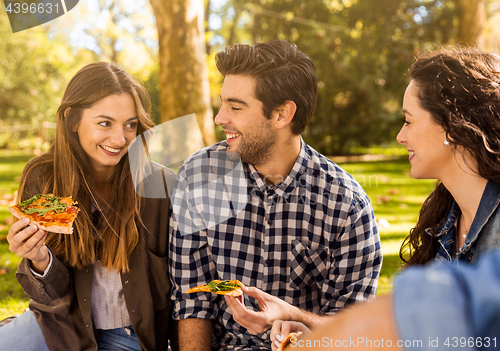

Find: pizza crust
<box><xmin>215</xmin><ymin>288</ymin><xmax>243</xmax><ymax>297</ymax></box>
<box><xmin>277</xmin><ymin>332</ymin><xmax>303</xmax><ymax>351</ymax></box>
<box><xmin>9</xmin><ymin>205</ymin><xmax>74</xmax><ymax>234</ymax></box>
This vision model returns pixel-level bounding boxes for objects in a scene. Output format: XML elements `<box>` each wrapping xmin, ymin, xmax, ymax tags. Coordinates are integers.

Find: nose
<box><xmin>110</xmin><ymin>126</ymin><xmax>126</xmax><ymax>146</ymax></box>
<box><xmin>396</xmin><ymin>126</ymin><xmax>406</xmax><ymax>145</ymax></box>
<box><xmin>214</xmin><ymin>106</ymin><xmax>227</xmax><ymax>126</ymax></box>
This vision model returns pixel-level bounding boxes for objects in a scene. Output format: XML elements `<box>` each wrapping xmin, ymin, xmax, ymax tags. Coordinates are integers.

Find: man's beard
<box><xmin>232</xmin><ymin>121</ymin><xmax>277</xmax><ymax>166</ymax></box>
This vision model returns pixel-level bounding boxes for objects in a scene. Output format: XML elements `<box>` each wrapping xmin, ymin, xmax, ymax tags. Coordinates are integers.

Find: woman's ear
<box><xmin>65</xmin><ymin>108</ymin><xmax>79</xmax><ymax>133</ymax></box>
<box><xmin>275</xmin><ymin>101</ymin><xmax>297</xmax><ymax>130</ymax></box>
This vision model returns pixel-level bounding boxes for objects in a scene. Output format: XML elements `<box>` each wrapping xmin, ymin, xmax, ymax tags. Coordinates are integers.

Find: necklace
<box><xmin>458</xmin><ymin>214</ymin><xmax>470</xmax><ymax>239</ymax></box>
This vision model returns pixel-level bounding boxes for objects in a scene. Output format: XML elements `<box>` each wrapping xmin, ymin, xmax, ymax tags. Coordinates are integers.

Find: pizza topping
<box><xmin>9</xmin><ymin>193</ymin><xmax>80</xmax><ymax>234</ymax></box>
<box><xmin>186</xmin><ymin>279</ymin><xmax>244</xmax><ymax>296</ymax></box>
<box><xmin>18</xmin><ymin>194</ymin><xmax>77</xmax><ymax>217</ymax></box>
<box><xmin>207</xmin><ymin>280</ymin><xmax>241</xmax><ymax>292</ymax></box>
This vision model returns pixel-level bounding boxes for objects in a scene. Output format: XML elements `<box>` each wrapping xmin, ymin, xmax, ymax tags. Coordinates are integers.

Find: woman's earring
<box><xmin>444</xmin><ymin>140</ymin><xmax>450</xmax><ymax>146</ymax></box>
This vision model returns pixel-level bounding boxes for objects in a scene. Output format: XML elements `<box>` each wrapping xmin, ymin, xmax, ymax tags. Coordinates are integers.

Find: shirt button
<box><xmin>83</xmin><ymin>298</ymin><xmax>87</xmax><ymax>302</ymax></box>
<box><xmin>132</xmin><ymin>309</ymin><xmax>136</xmax><ymax>313</ymax></box>
<box><xmin>468</xmin><ymin>254</ymin><xmax>473</xmax><ymax>262</ymax></box>
<box><xmin>85</xmin><ymin>269</ymin><xmax>89</xmax><ymax>273</ymax></box>
<box><xmin>124</xmin><ymin>280</ymin><xmax>129</xmax><ymax>284</ymax></box>
<box><xmin>86</xmin><ymin>325</ymin><xmax>89</xmax><ymax>328</ymax></box>
<box><xmin>265</xmin><ymin>259</ymin><xmax>272</xmax><ymax>265</ymax></box>
<box><xmin>267</xmin><ymin>220</ymin><xmax>273</xmax><ymax>225</ymax></box>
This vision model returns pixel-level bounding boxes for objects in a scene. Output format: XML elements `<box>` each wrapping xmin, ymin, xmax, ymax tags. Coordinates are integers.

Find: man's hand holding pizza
<box><xmin>224</xmin><ymin>286</ymin><xmax>330</xmax><ymax>335</ymax></box>
<box><xmin>224</xmin><ymin>286</ymin><xmax>295</xmax><ymax>334</ymax></box>
<box><xmin>7</xmin><ymin>217</ymin><xmax>50</xmax><ymax>274</ymax></box>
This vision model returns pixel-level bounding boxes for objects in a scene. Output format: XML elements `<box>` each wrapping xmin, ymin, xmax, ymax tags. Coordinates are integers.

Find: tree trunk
<box><xmin>456</xmin><ymin>0</ymin><xmax>486</xmax><ymax>47</ymax></box>
<box><xmin>204</xmin><ymin>0</ymin><xmax>212</xmax><ymax>55</ymax></box>
<box><xmin>149</xmin><ymin>0</ymin><xmax>216</xmax><ymax>147</ymax></box>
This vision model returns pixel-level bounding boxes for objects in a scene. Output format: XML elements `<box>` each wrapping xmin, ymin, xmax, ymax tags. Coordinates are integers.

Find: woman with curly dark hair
<box><xmin>398</xmin><ymin>47</ymin><xmax>500</xmax><ymax>266</ymax></box>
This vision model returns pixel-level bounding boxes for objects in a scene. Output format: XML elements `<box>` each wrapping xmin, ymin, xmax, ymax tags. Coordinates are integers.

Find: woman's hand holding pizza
<box><xmin>7</xmin><ymin>217</ymin><xmax>50</xmax><ymax>274</ymax></box>
<box><xmin>270</xmin><ymin>320</ymin><xmax>311</xmax><ymax>351</ymax></box>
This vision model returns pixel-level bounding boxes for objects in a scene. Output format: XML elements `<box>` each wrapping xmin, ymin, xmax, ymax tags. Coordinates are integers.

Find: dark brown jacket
<box><xmin>16</xmin><ymin>164</ymin><xmax>173</xmax><ymax>351</ymax></box>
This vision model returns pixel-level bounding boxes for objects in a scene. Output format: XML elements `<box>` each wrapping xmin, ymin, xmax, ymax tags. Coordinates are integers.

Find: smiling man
<box><xmin>169</xmin><ymin>39</ymin><xmax>382</xmax><ymax>351</ymax></box>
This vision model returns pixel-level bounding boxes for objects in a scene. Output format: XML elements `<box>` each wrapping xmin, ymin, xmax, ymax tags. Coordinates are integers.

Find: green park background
<box><xmin>0</xmin><ymin>0</ymin><xmax>498</xmax><ymax>319</ymax></box>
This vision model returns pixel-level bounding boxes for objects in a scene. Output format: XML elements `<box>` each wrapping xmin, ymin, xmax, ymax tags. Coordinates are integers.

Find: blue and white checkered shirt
<box><xmin>169</xmin><ymin>140</ymin><xmax>382</xmax><ymax>351</ymax></box>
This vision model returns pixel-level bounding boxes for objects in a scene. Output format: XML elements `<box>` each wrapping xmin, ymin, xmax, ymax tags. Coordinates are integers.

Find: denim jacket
<box><xmin>394</xmin><ymin>248</ymin><xmax>500</xmax><ymax>350</ymax></box>
<box><xmin>426</xmin><ymin>180</ymin><xmax>500</xmax><ymax>265</ymax></box>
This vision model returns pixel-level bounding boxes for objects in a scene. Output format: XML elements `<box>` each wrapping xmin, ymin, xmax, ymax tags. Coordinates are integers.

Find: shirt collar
<box><xmin>425</xmin><ymin>200</ymin><xmax>460</xmax><ymax>238</ymax></box>
<box><xmin>426</xmin><ymin>180</ymin><xmax>500</xmax><ymax>245</ymax></box>
<box><xmin>246</xmin><ymin>138</ymin><xmax>309</xmax><ymax>197</ymax></box>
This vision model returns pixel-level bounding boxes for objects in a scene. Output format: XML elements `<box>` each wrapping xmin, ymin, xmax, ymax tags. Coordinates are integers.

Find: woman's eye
<box><xmin>99</xmin><ymin>121</ymin><xmax>110</xmax><ymax>127</ymax></box>
<box><xmin>126</xmin><ymin>122</ymin><xmax>138</xmax><ymax>129</ymax></box>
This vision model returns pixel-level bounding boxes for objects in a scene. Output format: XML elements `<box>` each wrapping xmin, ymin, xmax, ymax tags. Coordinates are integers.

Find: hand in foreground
<box><xmin>224</xmin><ymin>286</ymin><xmax>299</xmax><ymax>335</ymax></box>
<box><xmin>7</xmin><ymin>218</ymin><xmax>49</xmax><ymax>273</ymax></box>
<box><xmin>270</xmin><ymin>320</ymin><xmax>311</xmax><ymax>351</ymax></box>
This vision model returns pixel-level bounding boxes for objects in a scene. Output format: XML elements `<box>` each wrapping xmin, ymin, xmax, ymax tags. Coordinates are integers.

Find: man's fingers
<box><xmin>241</xmin><ymin>286</ymin><xmax>266</xmax><ymax>300</ymax></box>
<box><xmin>225</xmin><ymin>295</ymin><xmax>270</xmax><ymax>335</ymax></box>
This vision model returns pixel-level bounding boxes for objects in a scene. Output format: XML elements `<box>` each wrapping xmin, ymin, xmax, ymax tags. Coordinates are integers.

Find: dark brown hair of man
<box><xmin>215</xmin><ymin>39</ymin><xmax>318</xmax><ymax>135</ymax></box>
<box><xmin>400</xmin><ymin>47</ymin><xmax>500</xmax><ymax>265</ymax></box>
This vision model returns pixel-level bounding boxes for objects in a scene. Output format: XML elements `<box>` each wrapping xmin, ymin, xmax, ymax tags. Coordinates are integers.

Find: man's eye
<box><xmin>403</xmin><ymin>119</ymin><xmax>410</xmax><ymax>126</ymax></box>
<box><xmin>231</xmin><ymin>107</ymin><xmax>241</xmax><ymax>111</ymax></box>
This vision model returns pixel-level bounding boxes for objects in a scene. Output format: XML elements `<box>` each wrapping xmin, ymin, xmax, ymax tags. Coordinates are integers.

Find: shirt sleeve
<box><xmin>16</xmin><ymin>249</ymin><xmax>72</xmax><ymax>304</ymax></box>
<box><xmin>30</xmin><ymin>248</ymin><xmax>53</xmax><ymax>278</ymax></box>
<box><xmin>393</xmin><ymin>249</ymin><xmax>500</xmax><ymax>350</ymax></box>
<box><xmin>320</xmin><ymin>193</ymin><xmax>382</xmax><ymax>313</ymax></box>
<box><xmin>169</xmin><ymin>171</ymin><xmax>220</xmax><ymax>321</ymax></box>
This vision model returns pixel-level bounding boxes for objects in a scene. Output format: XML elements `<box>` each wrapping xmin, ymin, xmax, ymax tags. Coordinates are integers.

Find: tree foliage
<box><xmin>207</xmin><ymin>0</ymin><xmax>487</xmax><ymax>154</ymax></box>
<box><xmin>0</xmin><ymin>15</ymin><xmax>90</xmax><ymax>127</ymax></box>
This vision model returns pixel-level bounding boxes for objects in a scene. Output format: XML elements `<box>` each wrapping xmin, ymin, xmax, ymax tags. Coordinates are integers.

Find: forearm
<box><xmin>295</xmin><ymin>295</ymin><xmax>401</xmax><ymax>351</ymax></box>
<box><xmin>177</xmin><ymin>318</ymin><xmax>213</xmax><ymax>351</ymax></box>
<box><xmin>286</xmin><ymin>306</ymin><xmax>334</xmax><ymax>330</ymax></box>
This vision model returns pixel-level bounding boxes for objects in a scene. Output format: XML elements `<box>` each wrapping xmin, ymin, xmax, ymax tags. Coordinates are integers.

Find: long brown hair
<box><xmin>18</xmin><ymin>62</ymin><xmax>154</xmax><ymax>272</ymax></box>
<box><xmin>400</xmin><ymin>47</ymin><xmax>500</xmax><ymax>265</ymax></box>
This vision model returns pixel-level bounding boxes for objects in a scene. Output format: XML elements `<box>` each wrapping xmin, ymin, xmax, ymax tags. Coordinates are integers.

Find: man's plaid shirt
<box><xmin>169</xmin><ymin>140</ymin><xmax>382</xmax><ymax>350</ymax></box>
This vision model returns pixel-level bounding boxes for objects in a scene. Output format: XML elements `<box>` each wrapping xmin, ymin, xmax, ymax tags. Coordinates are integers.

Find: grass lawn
<box><xmin>0</xmin><ymin>149</ymin><xmax>436</xmax><ymax>320</ymax></box>
<box><xmin>0</xmin><ymin>149</ymin><xmax>37</xmax><ymax>320</ymax></box>
<box><xmin>336</xmin><ymin>157</ymin><xmax>435</xmax><ymax>294</ymax></box>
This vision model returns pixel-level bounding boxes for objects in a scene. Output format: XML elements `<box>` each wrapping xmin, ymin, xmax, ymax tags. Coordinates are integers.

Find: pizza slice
<box><xmin>9</xmin><ymin>194</ymin><xmax>80</xmax><ymax>234</ymax></box>
<box><xmin>186</xmin><ymin>279</ymin><xmax>244</xmax><ymax>296</ymax></box>
<box><xmin>277</xmin><ymin>332</ymin><xmax>303</xmax><ymax>351</ymax></box>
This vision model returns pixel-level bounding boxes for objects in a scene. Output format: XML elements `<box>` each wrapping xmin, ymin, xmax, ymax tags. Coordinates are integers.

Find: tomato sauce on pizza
<box><xmin>9</xmin><ymin>194</ymin><xmax>80</xmax><ymax>234</ymax></box>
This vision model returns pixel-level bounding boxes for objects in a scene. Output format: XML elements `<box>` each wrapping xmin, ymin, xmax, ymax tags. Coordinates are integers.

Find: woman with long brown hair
<box><xmin>0</xmin><ymin>62</ymin><xmax>173</xmax><ymax>350</ymax></box>
<box><xmin>398</xmin><ymin>47</ymin><xmax>500</xmax><ymax>266</ymax></box>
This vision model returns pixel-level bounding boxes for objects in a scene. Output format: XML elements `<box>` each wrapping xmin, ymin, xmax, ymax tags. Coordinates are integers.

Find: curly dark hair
<box><xmin>400</xmin><ymin>47</ymin><xmax>500</xmax><ymax>265</ymax></box>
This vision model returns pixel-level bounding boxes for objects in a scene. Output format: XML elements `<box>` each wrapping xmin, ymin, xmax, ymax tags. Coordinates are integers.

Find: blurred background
<box><xmin>0</xmin><ymin>0</ymin><xmax>498</xmax><ymax>318</ymax></box>
<box><xmin>1</xmin><ymin>0</ymin><xmax>498</xmax><ymax>153</ymax></box>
